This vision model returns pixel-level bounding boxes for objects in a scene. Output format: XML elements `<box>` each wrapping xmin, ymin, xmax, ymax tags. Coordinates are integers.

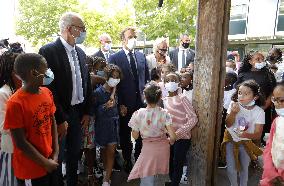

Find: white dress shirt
<box><xmin>60</xmin><ymin>37</ymin><xmax>84</xmax><ymax>105</ymax></box>
<box><xmin>178</xmin><ymin>48</ymin><xmax>188</xmax><ymax>71</ymax></box>
<box><xmin>123</xmin><ymin>47</ymin><xmax>137</xmax><ymax>68</ymax></box>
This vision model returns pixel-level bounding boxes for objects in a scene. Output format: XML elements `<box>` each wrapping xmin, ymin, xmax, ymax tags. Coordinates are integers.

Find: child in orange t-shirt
<box><xmin>4</xmin><ymin>53</ymin><xmax>59</xmax><ymax>186</ymax></box>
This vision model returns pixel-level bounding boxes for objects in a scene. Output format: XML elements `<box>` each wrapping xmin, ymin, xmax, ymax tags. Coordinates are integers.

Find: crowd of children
<box><xmin>0</xmin><ymin>47</ymin><xmax>284</xmax><ymax>186</ymax></box>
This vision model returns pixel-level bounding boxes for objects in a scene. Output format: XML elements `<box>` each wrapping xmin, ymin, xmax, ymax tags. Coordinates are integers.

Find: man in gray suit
<box><xmin>169</xmin><ymin>34</ymin><xmax>195</xmax><ymax>71</ymax></box>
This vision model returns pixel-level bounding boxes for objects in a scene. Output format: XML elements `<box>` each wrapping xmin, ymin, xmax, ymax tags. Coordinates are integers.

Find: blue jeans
<box><xmin>169</xmin><ymin>139</ymin><xmax>191</xmax><ymax>186</ymax></box>
<box><xmin>226</xmin><ymin>142</ymin><xmax>251</xmax><ymax>186</ymax></box>
<box><xmin>140</xmin><ymin>176</ymin><xmax>154</xmax><ymax>186</ymax></box>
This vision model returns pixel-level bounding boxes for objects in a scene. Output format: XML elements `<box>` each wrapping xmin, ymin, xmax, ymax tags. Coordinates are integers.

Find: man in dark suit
<box><xmin>39</xmin><ymin>12</ymin><xmax>92</xmax><ymax>186</ymax></box>
<box><xmin>169</xmin><ymin>34</ymin><xmax>195</xmax><ymax>72</ymax></box>
<box><xmin>109</xmin><ymin>27</ymin><xmax>149</xmax><ymax>173</ymax></box>
<box><xmin>93</xmin><ymin>33</ymin><xmax>115</xmax><ymax>62</ymax></box>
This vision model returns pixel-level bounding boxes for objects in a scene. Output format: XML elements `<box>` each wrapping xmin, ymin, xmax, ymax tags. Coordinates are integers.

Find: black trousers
<box><xmin>55</xmin><ymin>105</ymin><xmax>83</xmax><ymax>186</ymax></box>
<box><xmin>17</xmin><ymin>171</ymin><xmax>57</xmax><ymax>186</ymax></box>
<box><xmin>119</xmin><ymin>112</ymin><xmax>142</xmax><ymax>162</ymax></box>
<box><xmin>169</xmin><ymin>139</ymin><xmax>191</xmax><ymax>186</ymax></box>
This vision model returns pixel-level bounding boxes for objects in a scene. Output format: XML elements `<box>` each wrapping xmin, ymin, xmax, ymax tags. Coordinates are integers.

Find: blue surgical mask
<box><xmin>75</xmin><ymin>31</ymin><xmax>87</xmax><ymax>44</ymax></box>
<box><xmin>43</xmin><ymin>68</ymin><xmax>54</xmax><ymax>85</ymax></box>
<box><xmin>96</xmin><ymin>70</ymin><xmax>105</xmax><ymax>77</ymax></box>
<box><xmin>104</xmin><ymin>43</ymin><xmax>112</xmax><ymax>51</ymax></box>
<box><xmin>275</xmin><ymin>108</ymin><xmax>284</xmax><ymax>117</ymax></box>
<box><xmin>255</xmin><ymin>62</ymin><xmax>266</xmax><ymax>70</ymax></box>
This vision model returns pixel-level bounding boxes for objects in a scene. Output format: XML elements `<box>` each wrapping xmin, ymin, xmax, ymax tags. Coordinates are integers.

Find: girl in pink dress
<box><xmin>128</xmin><ymin>81</ymin><xmax>176</xmax><ymax>186</ymax></box>
<box><xmin>261</xmin><ymin>83</ymin><xmax>284</xmax><ymax>186</ymax></box>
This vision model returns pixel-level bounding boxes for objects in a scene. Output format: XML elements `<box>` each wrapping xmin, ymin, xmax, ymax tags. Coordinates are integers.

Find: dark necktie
<box><xmin>128</xmin><ymin>51</ymin><xmax>138</xmax><ymax>83</ymax></box>
<box><xmin>182</xmin><ymin>50</ymin><xmax>185</xmax><ymax>68</ymax></box>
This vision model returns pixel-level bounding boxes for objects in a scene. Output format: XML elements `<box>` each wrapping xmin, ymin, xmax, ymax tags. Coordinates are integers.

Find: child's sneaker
<box><xmin>180</xmin><ymin>174</ymin><xmax>188</xmax><ymax>184</ymax></box>
<box><xmin>94</xmin><ymin>167</ymin><xmax>103</xmax><ymax>180</ymax></box>
<box><xmin>62</xmin><ymin>162</ymin><xmax>66</xmax><ymax>177</ymax></box>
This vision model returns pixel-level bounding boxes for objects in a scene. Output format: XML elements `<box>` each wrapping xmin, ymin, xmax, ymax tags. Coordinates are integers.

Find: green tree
<box><xmin>81</xmin><ymin>1</ymin><xmax>136</xmax><ymax>47</ymax></box>
<box><xmin>16</xmin><ymin>0</ymin><xmax>79</xmax><ymax>47</ymax></box>
<box><xmin>16</xmin><ymin>0</ymin><xmax>135</xmax><ymax>48</ymax></box>
<box><xmin>133</xmin><ymin>0</ymin><xmax>198</xmax><ymax>46</ymax></box>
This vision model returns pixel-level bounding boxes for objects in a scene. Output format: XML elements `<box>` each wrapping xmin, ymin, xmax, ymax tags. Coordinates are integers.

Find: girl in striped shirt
<box><xmin>163</xmin><ymin>72</ymin><xmax>198</xmax><ymax>186</ymax></box>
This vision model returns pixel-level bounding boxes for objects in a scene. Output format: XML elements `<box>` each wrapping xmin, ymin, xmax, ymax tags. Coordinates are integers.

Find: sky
<box><xmin>0</xmin><ymin>0</ymin><xmax>18</xmax><ymax>39</ymax></box>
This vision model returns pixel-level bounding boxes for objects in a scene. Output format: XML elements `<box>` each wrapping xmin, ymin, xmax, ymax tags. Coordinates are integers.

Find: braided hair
<box><xmin>0</xmin><ymin>51</ymin><xmax>19</xmax><ymax>92</ymax></box>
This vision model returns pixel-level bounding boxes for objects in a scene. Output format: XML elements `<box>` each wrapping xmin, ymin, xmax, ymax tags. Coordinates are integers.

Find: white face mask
<box><xmin>255</xmin><ymin>62</ymin><xmax>266</xmax><ymax>70</ymax></box>
<box><xmin>126</xmin><ymin>38</ymin><xmax>136</xmax><ymax>50</ymax></box>
<box><xmin>164</xmin><ymin>82</ymin><xmax>179</xmax><ymax>92</ymax></box>
<box><xmin>226</xmin><ymin>67</ymin><xmax>235</xmax><ymax>73</ymax></box>
<box><xmin>107</xmin><ymin>78</ymin><xmax>120</xmax><ymax>87</ymax></box>
<box><xmin>275</xmin><ymin>108</ymin><xmax>284</xmax><ymax>117</ymax></box>
<box><xmin>104</xmin><ymin>43</ymin><xmax>111</xmax><ymax>51</ymax></box>
<box><xmin>238</xmin><ymin>98</ymin><xmax>255</xmax><ymax>107</ymax></box>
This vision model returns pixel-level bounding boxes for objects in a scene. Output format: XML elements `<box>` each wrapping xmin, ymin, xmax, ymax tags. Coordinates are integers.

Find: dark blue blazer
<box><xmin>39</xmin><ymin>38</ymin><xmax>92</xmax><ymax>124</ymax></box>
<box><xmin>109</xmin><ymin>49</ymin><xmax>149</xmax><ymax>112</ymax></box>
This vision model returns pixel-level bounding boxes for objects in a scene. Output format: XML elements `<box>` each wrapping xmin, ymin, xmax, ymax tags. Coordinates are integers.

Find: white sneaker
<box><xmin>102</xmin><ymin>181</ymin><xmax>110</xmax><ymax>186</ymax></box>
<box><xmin>94</xmin><ymin>167</ymin><xmax>103</xmax><ymax>179</ymax></box>
<box><xmin>180</xmin><ymin>174</ymin><xmax>188</xmax><ymax>184</ymax></box>
<box><xmin>62</xmin><ymin>162</ymin><xmax>66</xmax><ymax>177</ymax></box>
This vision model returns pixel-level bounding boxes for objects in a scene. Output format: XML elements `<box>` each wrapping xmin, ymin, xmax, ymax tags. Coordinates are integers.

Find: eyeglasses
<box><xmin>271</xmin><ymin>96</ymin><xmax>284</xmax><ymax>105</ymax></box>
<box><xmin>158</xmin><ymin>48</ymin><xmax>168</xmax><ymax>52</ymax></box>
<box><xmin>71</xmin><ymin>25</ymin><xmax>86</xmax><ymax>32</ymax></box>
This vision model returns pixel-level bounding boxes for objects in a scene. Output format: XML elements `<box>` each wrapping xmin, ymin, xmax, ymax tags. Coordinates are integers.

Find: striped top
<box><xmin>163</xmin><ymin>94</ymin><xmax>198</xmax><ymax>140</ymax></box>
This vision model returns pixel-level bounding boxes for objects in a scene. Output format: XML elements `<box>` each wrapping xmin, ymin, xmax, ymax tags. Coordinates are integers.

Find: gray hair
<box><xmin>59</xmin><ymin>12</ymin><xmax>83</xmax><ymax>33</ymax></box>
<box><xmin>153</xmin><ymin>37</ymin><xmax>168</xmax><ymax>52</ymax></box>
<box><xmin>180</xmin><ymin>33</ymin><xmax>189</xmax><ymax>40</ymax></box>
<box><xmin>99</xmin><ymin>33</ymin><xmax>111</xmax><ymax>42</ymax></box>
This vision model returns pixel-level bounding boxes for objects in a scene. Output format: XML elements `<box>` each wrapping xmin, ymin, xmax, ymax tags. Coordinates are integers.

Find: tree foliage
<box><xmin>133</xmin><ymin>0</ymin><xmax>198</xmax><ymax>46</ymax></box>
<box><xmin>16</xmin><ymin>0</ymin><xmax>79</xmax><ymax>47</ymax></box>
<box><xmin>16</xmin><ymin>0</ymin><xmax>135</xmax><ymax>47</ymax></box>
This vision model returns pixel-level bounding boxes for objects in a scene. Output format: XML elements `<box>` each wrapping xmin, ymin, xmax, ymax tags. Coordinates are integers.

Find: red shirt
<box><xmin>4</xmin><ymin>87</ymin><xmax>56</xmax><ymax>179</ymax></box>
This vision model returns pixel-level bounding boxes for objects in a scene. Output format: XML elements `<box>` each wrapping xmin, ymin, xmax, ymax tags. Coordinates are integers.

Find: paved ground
<box><xmin>78</xmin><ymin>156</ymin><xmax>263</xmax><ymax>186</ymax></box>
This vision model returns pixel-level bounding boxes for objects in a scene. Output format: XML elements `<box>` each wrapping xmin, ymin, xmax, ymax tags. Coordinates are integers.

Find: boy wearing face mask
<box><xmin>91</xmin><ymin>64</ymin><xmax>122</xmax><ymax>186</ymax></box>
<box><xmin>261</xmin><ymin>82</ymin><xmax>284</xmax><ymax>186</ymax></box>
<box><xmin>163</xmin><ymin>73</ymin><xmax>198</xmax><ymax>186</ymax></box>
<box><xmin>4</xmin><ymin>53</ymin><xmax>59</xmax><ymax>186</ymax></box>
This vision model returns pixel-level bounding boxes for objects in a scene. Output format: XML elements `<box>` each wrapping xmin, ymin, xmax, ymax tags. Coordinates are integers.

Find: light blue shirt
<box><xmin>60</xmin><ymin>37</ymin><xmax>84</xmax><ymax>105</ymax></box>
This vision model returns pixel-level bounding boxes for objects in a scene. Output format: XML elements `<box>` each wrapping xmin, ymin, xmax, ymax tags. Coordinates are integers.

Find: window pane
<box><xmin>229</xmin><ymin>20</ymin><xmax>246</xmax><ymax>35</ymax></box>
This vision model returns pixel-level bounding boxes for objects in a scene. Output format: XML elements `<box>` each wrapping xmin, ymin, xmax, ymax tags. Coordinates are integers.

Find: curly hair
<box><xmin>86</xmin><ymin>55</ymin><xmax>106</xmax><ymax>73</ymax></box>
<box><xmin>231</xmin><ymin>80</ymin><xmax>265</xmax><ymax>107</ymax></box>
<box><xmin>0</xmin><ymin>51</ymin><xmax>19</xmax><ymax>91</ymax></box>
<box><xmin>143</xmin><ymin>81</ymin><xmax>162</xmax><ymax>104</ymax></box>
<box><xmin>161</xmin><ymin>63</ymin><xmax>176</xmax><ymax>73</ymax></box>
<box><xmin>238</xmin><ymin>51</ymin><xmax>272</xmax><ymax>74</ymax></box>
<box><xmin>104</xmin><ymin>64</ymin><xmax>123</xmax><ymax>80</ymax></box>
<box><xmin>268</xmin><ymin>48</ymin><xmax>283</xmax><ymax>62</ymax></box>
